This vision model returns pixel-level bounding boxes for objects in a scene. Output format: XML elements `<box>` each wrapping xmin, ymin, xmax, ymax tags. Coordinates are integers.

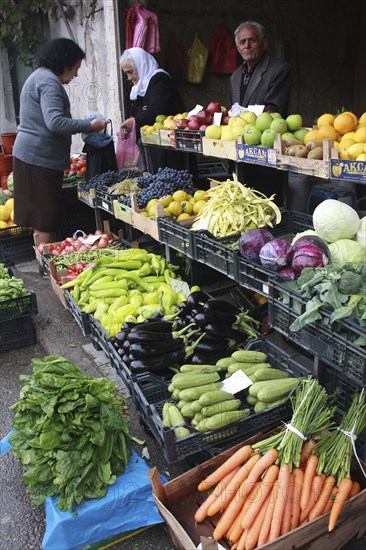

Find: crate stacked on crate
<box><xmin>0</xmin><ymin>225</ymin><xmax>35</xmax><ymax>266</ymax></box>
<box><xmin>0</xmin><ymin>265</ymin><xmax>37</xmax><ymax>352</ymax></box>
<box><xmin>130</xmin><ymin>339</ymin><xmax>310</xmax><ymax>463</ymax></box>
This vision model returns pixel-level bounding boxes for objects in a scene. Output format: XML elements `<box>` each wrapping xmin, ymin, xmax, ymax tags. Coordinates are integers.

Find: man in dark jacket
<box><xmin>230</xmin><ymin>20</ymin><xmax>292</xmax><ymax>117</ymax></box>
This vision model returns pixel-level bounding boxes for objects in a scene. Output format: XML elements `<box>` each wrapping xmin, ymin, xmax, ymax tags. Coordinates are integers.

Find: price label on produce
<box><xmin>83</xmin><ymin>234</ymin><xmax>102</xmax><ymax>245</ymax></box>
<box><xmin>169</xmin><ymin>278</ymin><xmax>190</xmax><ymax>297</ymax></box>
<box><xmin>221</xmin><ymin>370</ymin><xmax>253</xmax><ymax>394</ymax></box>
<box><xmin>188</xmin><ymin>104</ymin><xmax>203</xmax><ymax>117</ymax></box>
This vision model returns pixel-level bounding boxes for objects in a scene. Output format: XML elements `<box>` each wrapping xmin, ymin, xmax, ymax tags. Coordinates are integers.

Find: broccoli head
<box><xmin>338</xmin><ymin>271</ymin><xmax>363</xmax><ymax>295</ymax></box>
<box><xmin>297</xmin><ymin>267</ymin><xmax>316</xmax><ymax>287</ymax></box>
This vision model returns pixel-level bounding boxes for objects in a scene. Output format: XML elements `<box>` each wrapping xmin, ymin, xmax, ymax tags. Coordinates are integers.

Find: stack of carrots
<box><xmin>194</xmin><ymin>379</ymin><xmax>365</xmax><ymax>550</ymax></box>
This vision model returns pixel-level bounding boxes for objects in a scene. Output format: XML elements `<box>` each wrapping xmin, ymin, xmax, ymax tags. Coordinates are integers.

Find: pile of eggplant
<box><xmin>112</xmin><ymin>291</ymin><xmax>259</xmax><ymax>375</ymax></box>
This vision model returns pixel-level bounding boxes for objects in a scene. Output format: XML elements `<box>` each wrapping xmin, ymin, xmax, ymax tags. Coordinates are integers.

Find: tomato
<box><xmin>77</xmin><ymin>166</ymin><xmax>86</xmax><ymax>175</ymax></box>
<box><xmin>70</xmin><ymin>163</ymin><xmax>78</xmax><ymax>171</ymax></box>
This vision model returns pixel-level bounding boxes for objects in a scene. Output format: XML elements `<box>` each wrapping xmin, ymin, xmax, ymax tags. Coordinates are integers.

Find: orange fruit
<box><xmin>317</xmin><ymin>113</ymin><xmax>335</xmax><ymax>127</ymax></box>
<box><xmin>172</xmin><ymin>190</ymin><xmax>189</xmax><ymax>202</ymax></box>
<box><xmin>353</xmin><ymin>126</ymin><xmax>366</xmax><ymax>143</ymax></box>
<box><xmin>334</xmin><ymin>113</ymin><xmax>357</xmax><ymax>135</ymax></box>
<box><xmin>317</xmin><ymin>125</ymin><xmax>337</xmax><ymax>140</ymax></box>
<box><xmin>303</xmin><ymin>129</ymin><xmax>323</xmax><ymax>145</ymax></box>
<box><xmin>167</xmin><ymin>200</ymin><xmax>182</xmax><ymax>217</ymax></box>
<box><xmin>342</xmin><ymin>111</ymin><xmax>358</xmax><ymax>126</ymax></box>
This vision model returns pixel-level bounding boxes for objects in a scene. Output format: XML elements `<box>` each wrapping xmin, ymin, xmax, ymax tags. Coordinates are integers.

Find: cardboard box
<box><xmin>275</xmin><ymin>135</ymin><xmax>332</xmax><ymax>179</ymax></box>
<box><xmin>202</xmin><ymin>136</ymin><xmax>242</xmax><ymax>161</ymax></box>
<box><xmin>159</xmin><ymin>129</ymin><xmax>176</xmax><ymax>148</ymax></box>
<box><xmin>77</xmin><ymin>183</ymin><xmax>97</xmax><ymax>207</ymax></box>
<box><xmin>149</xmin><ymin>432</ymin><xmax>366</xmax><ymax>550</ymax></box>
<box><xmin>140</xmin><ymin>130</ymin><xmax>161</xmax><ymax>146</ymax></box>
<box><xmin>237</xmin><ymin>144</ymin><xmax>277</xmax><ymax>167</ymax></box>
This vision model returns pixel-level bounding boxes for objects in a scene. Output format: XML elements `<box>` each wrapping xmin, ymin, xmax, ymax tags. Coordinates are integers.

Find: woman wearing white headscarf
<box><xmin>120</xmin><ymin>47</ymin><xmax>197</xmax><ymax>175</ymax></box>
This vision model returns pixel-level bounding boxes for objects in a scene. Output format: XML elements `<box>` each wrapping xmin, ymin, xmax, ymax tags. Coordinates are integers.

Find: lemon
<box><xmin>194</xmin><ymin>189</ymin><xmax>209</xmax><ymax>202</ymax></box>
<box><xmin>339</xmin><ymin>138</ymin><xmax>356</xmax><ymax>149</ymax></box>
<box><xmin>353</xmin><ymin>127</ymin><xmax>366</xmax><ymax>143</ymax></box>
<box><xmin>340</xmin><ymin>131</ymin><xmax>355</xmax><ymax>142</ymax></box>
<box><xmin>167</xmin><ymin>201</ymin><xmax>182</xmax><ymax>217</ymax></box>
<box><xmin>348</xmin><ymin>143</ymin><xmax>365</xmax><ymax>160</ymax></box>
<box><xmin>0</xmin><ymin>204</ymin><xmax>11</xmax><ymax>221</ymax></box>
<box><xmin>172</xmin><ymin>190</ymin><xmax>189</xmax><ymax>202</ymax></box>
<box><xmin>5</xmin><ymin>198</ymin><xmax>14</xmax><ymax>211</ymax></box>
<box><xmin>10</xmin><ymin>210</ymin><xmax>14</xmax><ymax>222</ymax></box>
<box><xmin>145</xmin><ymin>126</ymin><xmax>156</xmax><ymax>135</ymax></box>
<box><xmin>359</xmin><ymin>112</ymin><xmax>366</xmax><ymax>125</ymax></box>
<box><xmin>193</xmin><ymin>200</ymin><xmax>207</xmax><ymax>215</ymax></box>
<box><xmin>180</xmin><ymin>200</ymin><xmax>193</xmax><ymax>215</ymax></box>
<box><xmin>177</xmin><ymin>212</ymin><xmax>191</xmax><ymax>221</ymax></box>
<box><xmin>157</xmin><ymin>195</ymin><xmax>172</xmax><ymax>207</ymax></box>
<box><xmin>356</xmin><ymin>153</ymin><xmax>366</xmax><ymax>161</ymax></box>
<box><xmin>338</xmin><ymin>146</ymin><xmax>350</xmax><ymax>160</ymax></box>
<box><xmin>0</xmin><ymin>220</ymin><xmax>8</xmax><ymax>228</ymax></box>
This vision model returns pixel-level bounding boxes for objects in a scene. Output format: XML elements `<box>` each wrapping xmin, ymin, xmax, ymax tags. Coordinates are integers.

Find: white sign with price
<box><xmin>221</xmin><ymin>370</ymin><xmax>253</xmax><ymax>394</ymax></box>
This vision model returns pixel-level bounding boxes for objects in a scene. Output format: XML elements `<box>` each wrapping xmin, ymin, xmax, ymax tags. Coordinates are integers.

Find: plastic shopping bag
<box><xmin>82</xmin><ymin>115</ymin><xmax>113</xmax><ymax>149</ymax></box>
<box><xmin>187</xmin><ymin>33</ymin><xmax>209</xmax><ymax>84</ymax></box>
<box><xmin>210</xmin><ymin>27</ymin><xmax>237</xmax><ymax>74</ymax></box>
<box><xmin>126</xmin><ymin>0</ymin><xmax>160</xmax><ymax>54</ymax></box>
<box><xmin>116</xmin><ymin>119</ymin><xmax>146</xmax><ymax>172</ymax></box>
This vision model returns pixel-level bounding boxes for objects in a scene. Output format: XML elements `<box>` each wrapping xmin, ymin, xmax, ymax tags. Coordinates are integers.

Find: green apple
<box><xmin>294</xmin><ymin>127</ymin><xmax>309</xmax><ymax>144</ymax></box>
<box><xmin>270</xmin><ymin>118</ymin><xmax>288</xmax><ymax>134</ymax></box>
<box><xmin>228</xmin><ymin>115</ymin><xmax>242</xmax><ymax>127</ymax></box>
<box><xmin>271</xmin><ymin>112</ymin><xmax>283</xmax><ymax>119</ymax></box>
<box><xmin>243</xmin><ymin>124</ymin><xmax>262</xmax><ymax>145</ymax></box>
<box><xmin>286</xmin><ymin>114</ymin><xmax>303</xmax><ymax>132</ymax></box>
<box><xmin>255</xmin><ymin>112</ymin><xmax>273</xmax><ymax>132</ymax></box>
<box><xmin>221</xmin><ymin>127</ymin><xmax>235</xmax><ymax>141</ymax></box>
<box><xmin>260</xmin><ymin>128</ymin><xmax>276</xmax><ymax>148</ymax></box>
<box><xmin>155</xmin><ymin>114</ymin><xmax>166</xmax><ymax>123</ymax></box>
<box><xmin>205</xmin><ymin>125</ymin><xmax>222</xmax><ymax>139</ymax></box>
<box><xmin>281</xmin><ymin>132</ymin><xmax>296</xmax><ymax>142</ymax></box>
<box><xmin>240</xmin><ymin>111</ymin><xmax>257</xmax><ymax>125</ymax></box>
<box><xmin>232</xmin><ymin>125</ymin><xmax>246</xmax><ymax>138</ymax></box>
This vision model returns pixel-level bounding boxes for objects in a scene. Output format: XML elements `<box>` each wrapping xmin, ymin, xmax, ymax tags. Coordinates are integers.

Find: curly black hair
<box><xmin>36</xmin><ymin>38</ymin><xmax>85</xmax><ymax>75</ymax></box>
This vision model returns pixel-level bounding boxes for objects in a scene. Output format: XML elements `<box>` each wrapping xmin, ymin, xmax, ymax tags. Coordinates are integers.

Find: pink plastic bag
<box><xmin>126</xmin><ymin>0</ymin><xmax>160</xmax><ymax>54</ymax></box>
<box><xmin>116</xmin><ymin>120</ymin><xmax>146</xmax><ymax>172</ymax></box>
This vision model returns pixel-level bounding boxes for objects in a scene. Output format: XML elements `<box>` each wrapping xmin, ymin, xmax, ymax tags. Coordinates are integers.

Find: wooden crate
<box><xmin>130</xmin><ymin>194</ymin><xmax>165</xmax><ymax>241</ymax></box>
<box><xmin>159</xmin><ymin>129</ymin><xmax>176</xmax><ymax>148</ymax></box>
<box><xmin>140</xmin><ymin>130</ymin><xmax>161</xmax><ymax>146</ymax></box>
<box><xmin>149</xmin><ymin>432</ymin><xmax>366</xmax><ymax>550</ymax></box>
<box><xmin>275</xmin><ymin>135</ymin><xmax>332</xmax><ymax>179</ymax></box>
<box><xmin>113</xmin><ymin>199</ymin><xmax>132</xmax><ymax>224</ymax></box>
<box><xmin>49</xmin><ymin>262</ymin><xmax>68</xmax><ymax>309</ymax></box>
<box><xmin>202</xmin><ymin>137</ymin><xmax>242</xmax><ymax>161</ymax></box>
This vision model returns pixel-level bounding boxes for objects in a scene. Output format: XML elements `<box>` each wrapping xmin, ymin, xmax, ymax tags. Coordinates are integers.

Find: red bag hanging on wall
<box><xmin>125</xmin><ymin>0</ymin><xmax>160</xmax><ymax>54</ymax></box>
<box><xmin>210</xmin><ymin>27</ymin><xmax>237</xmax><ymax>74</ymax></box>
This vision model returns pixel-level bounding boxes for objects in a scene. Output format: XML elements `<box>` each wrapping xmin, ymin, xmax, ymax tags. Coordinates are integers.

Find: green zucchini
<box><xmin>171</xmin><ymin>371</ymin><xmax>220</xmax><ymax>390</ymax></box>
<box><xmin>197</xmin><ymin>409</ymin><xmax>250</xmax><ymax>431</ymax></box>
<box><xmin>168</xmin><ymin>404</ymin><xmax>190</xmax><ymax>439</ymax></box>
<box><xmin>254</xmin><ymin>397</ymin><xmax>288</xmax><ymax>414</ymax></box>
<box><xmin>246</xmin><ymin>394</ymin><xmax>258</xmax><ymax>406</ymax></box>
<box><xmin>179</xmin><ymin>382</ymin><xmax>223</xmax><ymax>401</ymax></box>
<box><xmin>215</xmin><ymin>356</ymin><xmax>234</xmax><ymax>370</ymax></box>
<box><xmin>201</xmin><ymin>399</ymin><xmax>242</xmax><ymax>417</ymax></box>
<box><xmin>254</xmin><ymin>368</ymin><xmax>290</xmax><ymax>381</ymax></box>
<box><xmin>199</xmin><ymin>390</ymin><xmax>236</xmax><ymax>407</ymax></box>
<box><xmin>249</xmin><ymin>378</ymin><xmax>298</xmax><ymax>401</ymax></box>
<box><xmin>162</xmin><ymin>402</ymin><xmax>172</xmax><ymax>427</ymax></box>
<box><xmin>231</xmin><ymin>350</ymin><xmax>268</xmax><ymax>363</ymax></box>
<box><xmin>177</xmin><ymin>399</ymin><xmax>189</xmax><ymax>410</ymax></box>
<box><xmin>172</xmin><ymin>388</ymin><xmax>181</xmax><ymax>400</ymax></box>
<box><xmin>180</xmin><ymin>364</ymin><xmax>220</xmax><ymax>374</ymax></box>
<box><xmin>192</xmin><ymin>412</ymin><xmax>204</xmax><ymax>426</ymax></box>
<box><xmin>180</xmin><ymin>400</ymin><xmax>202</xmax><ymax>418</ymax></box>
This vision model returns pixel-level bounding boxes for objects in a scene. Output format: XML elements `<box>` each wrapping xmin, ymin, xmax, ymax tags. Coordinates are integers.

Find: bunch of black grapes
<box><xmin>80</xmin><ymin>170</ymin><xmax>139</xmax><ymax>191</ymax></box>
<box><xmin>120</xmin><ymin>167</ymin><xmax>195</xmax><ymax>209</ymax></box>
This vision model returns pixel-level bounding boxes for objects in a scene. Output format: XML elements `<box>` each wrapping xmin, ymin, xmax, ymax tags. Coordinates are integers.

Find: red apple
<box><xmin>221</xmin><ymin>115</ymin><xmax>230</xmax><ymax>125</ymax></box>
<box><xmin>206</xmin><ymin>102</ymin><xmax>222</xmax><ymax>115</ymax></box>
<box><xmin>175</xmin><ymin>118</ymin><xmax>189</xmax><ymax>129</ymax></box>
<box><xmin>196</xmin><ymin>110</ymin><xmax>209</xmax><ymax>125</ymax></box>
<box><xmin>199</xmin><ymin>125</ymin><xmax>208</xmax><ymax>131</ymax></box>
<box><xmin>188</xmin><ymin>118</ymin><xmax>200</xmax><ymax>130</ymax></box>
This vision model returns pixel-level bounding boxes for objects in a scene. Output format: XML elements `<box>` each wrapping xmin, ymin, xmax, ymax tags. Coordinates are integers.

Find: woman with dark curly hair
<box><xmin>13</xmin><ymin>38</ymin><xmax>108</xmax><ymax>243</ymax></box>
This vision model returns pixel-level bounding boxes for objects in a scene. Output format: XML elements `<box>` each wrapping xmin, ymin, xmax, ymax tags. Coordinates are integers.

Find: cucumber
<box><xmin>231</xmin><ymin>350</ymin><xmax>268</xmax><ymax>363</ymax></box>
<box><xmin>179</xmin><ymin>382</ymin><xmax>223</xmax><ymax>401</ymax></box>
<box><xmin>254</xmin><ymin>368</ymin><xmax>290</xmax><ymax>381</ymax></box>
<box><xmin>162</xmin><ymin>402</ymin><xmax>172</xmax><ymax>427</ymax></box>
<box><xmin>171</xmin><ymin>372</ymin><xmax>220</xmax><ymax>390</ymax></box>
<box><xmin>199</xmin><ymin>390</ymin><xmax>236</xmax><ymax>407</ymax></box>
<box><xmin>197</xmin><ymin>409</ymin><xmax>250</xmax><ymax>431</ymax></box>
<box><xmin>246</xmin><ymin>394</ymin><xmax>258</xmax><ymax>406</ymax></box>
<box><xmin>168</xmin><ymin>404</ymin><xmax>190</xmax><ymax>439</ymax></box>
<box><xmin>181</xmin><ymin>400</ymin><xmax>202</xmax><ymax>418</ymax></box>
<box><xmin>254</xmin><ymin>397</ymin><xmax>288</xmax><ymax>414</ymax></box>
<box><xmin>254</xmin><ymin>378</ymin><xmax>299</xmax><ymax>402</ymax></box>
<box><xmin>201</xmin><ymin>399</ymin><xmax>242</xmax><ymax>417</ymax></box>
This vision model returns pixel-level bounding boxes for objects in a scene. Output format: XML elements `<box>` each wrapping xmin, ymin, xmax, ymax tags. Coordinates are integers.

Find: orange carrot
<box><xmin>280</xmin><ymin>471</ymin><xmax>294</xmax><ymax>536</ymax></box>
<box><xmin>290</xmin><ymin>467</ymin><xmax>304</xmax><ymax>530</ymax></box>
<box><xmin>300</xmin><ymin>473</ymin><xmax>326</xmax><ymax>524</ymax></box>
<box><xmin>257</xmin><ymin>481</ymin><xmax>278</xmax><ymax>547</ymax></box>
<box><xmin>227</xmin><ymin>483</ymin><xmax>260</xmax><ymax>544</ymax></box>
<box><xmin>236</xmin><ymin>528</ymin><xmax>247</xmax><ymax>550</ymax></box>
<box><xmin>300</xmin><ymin>454</ymin><xmax>318</xmax><ymax>510</ymax></box>
<box><xmin>198</xmin><ymin>444</ymin><xmax>253</xmax><ymax>491</ymax></box>
<box><xmin>349</xmin><ymin>481</ymin><xmax>361</xmax><ymax>498</ymax></box>
<box><xmin>308</xmin><ymin>475</ymin><xmax>336</xmax><ymax>522</ymax></box>
<box><xmin>241</xmin><ymin>464</ymin><xmax>279</xmax><ymax>530</ymax></box>
<box><xmin>323</xmin><ymin>486</ymin><xmax>338</xmax><ymax>514</ymax></box>
<box><xmin>245</xmin><ymin>492</ymin><xmax>271</xmax><ymax>550</ymax></box>
<box><xmin>300</xmin><ymin>439</ymin><xmax>316</xmax><ymax>465</ymax></box>
<box><xmin>213</xmin><ymin>448</ymin><xmax>279</xmax><ymax>542</ymax></box>
<box><xmin>328</xmin><ymin>477</ymin><xmax>353</xmax><ymax>532</ymax></box>
<box><xmin>207</xmin><ymin>455</ymin><xmax>260</xmax><ymax>517</ymax></box>
<box><xmin>194</xmin><ymin>466</ymin><xmax>241</xmax><ymax>523</ymax></box>
<box><xmin>269</xmin><ymin>463</ymin><xmax>291</xmax><ymax>542</ymax></box>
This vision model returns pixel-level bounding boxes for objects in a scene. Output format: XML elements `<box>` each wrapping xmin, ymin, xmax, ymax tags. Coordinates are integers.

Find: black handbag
<box><xmin>82</xmin><ymin>120</ymin><xmax>117</xmax><ymax>182</ymax></box>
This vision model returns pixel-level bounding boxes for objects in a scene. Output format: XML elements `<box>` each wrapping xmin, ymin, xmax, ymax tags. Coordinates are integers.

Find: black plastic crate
<box><xmin>0</xmin><ymin>291</ymin><xmax>37</xmax><ymax>322</ymax></box>
<box><xmin>108</xmin><ymin>341</ymin><xmax>133</xmax><ymax>390</ymax></box>
<box><xmin>268</xmin><ymin>292</ymin><xmax>366</xmax><ymax>385</ymax></box>
<box><xmin>157</xmin><ymin>217</ymin><xmax>195</xmax><ymax>258</ymax></box>
<box><xmin>0</xmin><ymin>314</ymin><xmax>36</xmax><ymax>352</ymax></box>
<box><xmin>194</xmin><ymin>232</ymin><xmax>239</xmax><ymax>281</ymax></box>
<box><xmin>174</xmin><ymin>130</ymin><xmax>205</xmax><ymax>153</ymax></box>
<box><xmin>0</xmin><ymin>226</ymin><xmax>35</xmax><ymax>266</ymax></box>
<box><xmin>89</xmin><ymin>316</ymin><xmax>111</xmax><ymax>356</ymax></box>
<box><xmin>130</xmin><ymin>339</ymin><xmax>310</xmax><ymax>463</ymax></box>
<box><xmin>64</xmin><ymin>290</ymin><xmax>91</xmax><ymax>336</ymax></box>
<box><xmin>237</xmin><ymin>209</ymin><xmax>313</xmax><ymax>294</ymax></box>
<box><xmin>95</xmin><ymin>188</ymin><xmax>121</xmax><ymax>214</ymax></box>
